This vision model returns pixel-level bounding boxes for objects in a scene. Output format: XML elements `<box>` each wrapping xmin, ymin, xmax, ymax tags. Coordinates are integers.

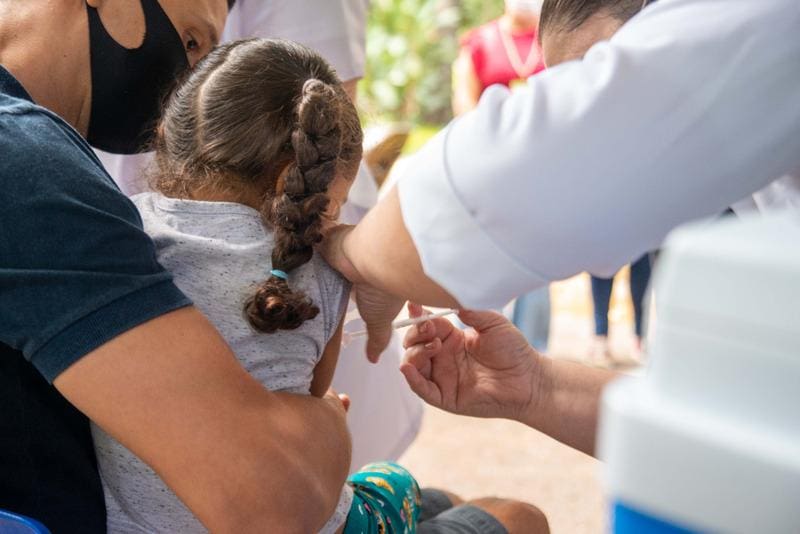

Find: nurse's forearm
<box><xmin>341</xmin><ymin>186</ymin><xmax>460</xmax><ymax>308</ymax></box>
<box><xmin>524</xmin><ymin>357</ymin><xmax>619</xmax><ymax>457</ymax></box>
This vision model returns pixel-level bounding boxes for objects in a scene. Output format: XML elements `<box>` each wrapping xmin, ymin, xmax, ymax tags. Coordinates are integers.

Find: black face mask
<box><xmin>85</xmin><ymin>0</ymin><xmax>189</xmax><ymax>154</ymax></box>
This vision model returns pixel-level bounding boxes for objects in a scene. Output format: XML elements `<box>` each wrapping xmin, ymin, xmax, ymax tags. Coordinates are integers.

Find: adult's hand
<box><xmin>401</xmin><ymin>303</ymin><xmax>620</xmax><ymax>457</ymax></box>
<box><xmin>400</xmin><ymin>304</ymin><xmax>546</xmax><ymax>422</ymax></box>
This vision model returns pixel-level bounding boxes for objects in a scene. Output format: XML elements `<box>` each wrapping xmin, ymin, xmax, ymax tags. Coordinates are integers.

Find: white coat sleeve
<box><xmin>398</xmin><ymin>0</ymin><xmax>800</xmax><ymax>309</ymax></box>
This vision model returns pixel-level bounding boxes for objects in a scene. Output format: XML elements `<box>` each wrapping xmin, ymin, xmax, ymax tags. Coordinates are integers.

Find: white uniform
<box><xmin>97</xmin><ymin>0</ymin><xmax>423</xmax><ymax>474</ymax></box>
<box><xmin>398</xmin><ymin>0</ymin><xmax>800</xmax><ymax>310</ymax></box>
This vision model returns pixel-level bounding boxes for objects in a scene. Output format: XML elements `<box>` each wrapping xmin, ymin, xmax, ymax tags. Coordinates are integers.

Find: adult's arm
<box><xmin>56</xmin><ymin>307</ymin><xmax>350</xmax><ymax>533</ymax></box>
<box><xmin>0</xmin><ymin>108</ymin><xmax>350</xmax><ymax>532</ymax></box>
<box><xmin>325</xmin><ymin>0</ymin><xmax>800</xmax><ymax>311</ymax></box>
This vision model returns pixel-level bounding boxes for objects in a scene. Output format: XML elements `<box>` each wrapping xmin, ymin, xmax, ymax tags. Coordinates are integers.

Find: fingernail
<box><xmin>425</xmin><ymin>341</ymin><xmax>436</xmax><ymax>350</ymax></box>
<box><xmin>419</xmin><ymin>321</ymin><xmax>429</xmax><ymax>334</ymax></box>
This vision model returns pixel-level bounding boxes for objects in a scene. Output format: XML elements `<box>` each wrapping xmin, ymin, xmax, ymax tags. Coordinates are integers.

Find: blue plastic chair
<box><xmin>0</xmin><ymin>510</ymin><xmax>50</xmax><ymax>534</ymax></box>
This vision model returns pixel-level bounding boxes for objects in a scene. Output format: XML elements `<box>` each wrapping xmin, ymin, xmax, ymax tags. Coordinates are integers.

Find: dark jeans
<box><xmin>417</xmin><ymin>489</ymin><xmax>508</xmax><ymax>534</ymax></box>
<box><xmin>590</xmin><ymin>254</ymin><xmax>652</xmax><ymax>337</ymax></box>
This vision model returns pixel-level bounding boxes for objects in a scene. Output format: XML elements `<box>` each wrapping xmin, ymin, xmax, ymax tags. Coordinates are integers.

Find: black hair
<box><xmin>539</xmin><ymin>0</ymin><xmax>644</xmax><ymax>38</ymax></box>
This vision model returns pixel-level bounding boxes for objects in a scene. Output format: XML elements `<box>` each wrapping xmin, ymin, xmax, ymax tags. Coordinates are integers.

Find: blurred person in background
<box><xmin>453</xmin><ymin>0</ymin><xmax>550</xmax><ymax>352</ymax></box>
<box><xmin>453</xmin><ymin>0</ymin><xmax>546</xmax><ymax>115</ymax></box>
<box><xmin>96</xmin><ymin>0</ymin><xmax>423</xmax><ymax>473</ymax></box>
<box><xmin>589</xmin><ymin>255</ymin><xmax>651</xmax><ymax>365</ymax></box>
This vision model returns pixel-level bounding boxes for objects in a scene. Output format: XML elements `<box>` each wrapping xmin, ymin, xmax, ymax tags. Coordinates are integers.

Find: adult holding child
<box><xmin>0</xmin><ymin>2</ymin><xmax>355</xmax><ymax>532</ymax></box>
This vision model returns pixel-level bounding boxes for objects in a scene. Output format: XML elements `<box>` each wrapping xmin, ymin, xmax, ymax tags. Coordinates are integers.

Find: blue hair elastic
<box><xmin>270</xmin><ymin>269</ymin><xmax>289</xmax><ymax>281</ymax></box>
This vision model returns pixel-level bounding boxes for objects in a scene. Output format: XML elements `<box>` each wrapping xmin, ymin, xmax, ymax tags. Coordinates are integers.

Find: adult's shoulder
<box><xmin>0</xmin><ymin>101</ymin><xmax>139</xmax><ymax>225</ymax></box>
<box><xmin>0</xmin><ymin>103</ymin><xmax>190</xmax><ymax>382</ymax></box>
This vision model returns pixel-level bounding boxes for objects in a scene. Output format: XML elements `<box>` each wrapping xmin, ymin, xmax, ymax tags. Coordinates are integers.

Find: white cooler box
<box><xmin>598</xmin><ymin>213</ymin><xmax>800</xmax><ymax>534</ymax></box>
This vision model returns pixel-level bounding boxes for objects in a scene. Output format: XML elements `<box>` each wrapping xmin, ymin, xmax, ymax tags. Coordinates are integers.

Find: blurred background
<box><xmin>359</xmin><ymin>0</ymin><xmax>505</xmax><ymax>142</ymax></box>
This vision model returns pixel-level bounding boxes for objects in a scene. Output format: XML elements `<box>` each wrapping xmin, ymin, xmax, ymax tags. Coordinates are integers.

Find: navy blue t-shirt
<box><xmin>0</xmin><ymin>66</ymin><xmax>191</xmax><ymax>531</ymax></box>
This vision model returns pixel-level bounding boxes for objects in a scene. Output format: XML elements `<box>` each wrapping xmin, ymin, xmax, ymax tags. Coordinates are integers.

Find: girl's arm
<box><xmin>310</xmin><ymin>317</ymin><xmax>346</xmax><ymax>397</ymax></box>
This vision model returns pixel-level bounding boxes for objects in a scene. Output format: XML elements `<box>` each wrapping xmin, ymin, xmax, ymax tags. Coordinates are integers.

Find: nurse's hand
<box><xmin>400</xmin><ymin>303</ymin><xmax>546</xmax><ymax>422</ymax></box>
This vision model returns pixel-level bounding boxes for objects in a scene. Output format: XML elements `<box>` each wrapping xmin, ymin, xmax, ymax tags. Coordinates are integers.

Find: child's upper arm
<box><xmin>310</xmin><ymin>256</ymin><xmax>351</xmax><ymax>397</ymax></box>
<box><xmin>309</xmin><ymin>315</ymin><xmax>344</xmax><ymax>398</ymax></box>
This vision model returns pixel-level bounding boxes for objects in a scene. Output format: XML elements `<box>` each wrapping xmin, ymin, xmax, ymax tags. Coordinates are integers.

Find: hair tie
<box><xmin>270</xmin><ymin>269</ymin><xmax>289</xmax><ymax>281</ymax></box>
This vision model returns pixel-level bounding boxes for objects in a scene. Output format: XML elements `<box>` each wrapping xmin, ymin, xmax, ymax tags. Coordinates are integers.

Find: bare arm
<box><xmin>527</xmin><ymin>357</ymin><xmax>618</xmax><ymax>456</ymax></box>
<box><xmin>55</xmin><ymin>307</ymin><xmax>351</xmax><ymax>534</ymax></box>
<box><xmin>310</xmin><ymin>318</ymin><xmax>345</xmax><ymax>397</ymax></box>
<box><xmin>452</xmin><ymin>49</ymin><xmax>482</xmax><ymax>116</ymax></box>
<box><xmin>325</xmin><ymin>186</ymin><xmax>458</xmax><ymax>309</ymax></box>
<box><xmin>321</xmin><ymin>186</ymin><xmax>459</xmax><ymax>359</ymax></box>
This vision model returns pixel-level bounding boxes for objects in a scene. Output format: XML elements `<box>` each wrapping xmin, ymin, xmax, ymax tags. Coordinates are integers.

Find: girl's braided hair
<box><xmin>151</xmin><ymin>38</ymin><xmax>363</xmax><ymax>333</ymax></box>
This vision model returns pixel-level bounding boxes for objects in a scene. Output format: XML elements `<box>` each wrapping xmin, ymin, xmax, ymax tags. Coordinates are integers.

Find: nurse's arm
<box><xmin>55</xmin><ymin>306</ymin><xmax>351</xmax><ymax>533</ymax></box>
<box><xmin>324</xmin><ymin>185</ymin><xmax>459</xmax><ymax>309</ymax></box>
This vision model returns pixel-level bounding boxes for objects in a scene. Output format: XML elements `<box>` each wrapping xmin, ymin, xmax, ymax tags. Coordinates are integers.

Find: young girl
<box><xmin>90</xmin><ymin>38</ymin><xmax>419</xmax><ymax>534</ymax></box>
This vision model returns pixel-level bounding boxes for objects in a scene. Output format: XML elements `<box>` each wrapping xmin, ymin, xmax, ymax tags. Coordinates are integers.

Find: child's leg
<box><xmin>345</xmin><ymin>462</ymin><xmax>421</xmax><ymax>534</ymax></box>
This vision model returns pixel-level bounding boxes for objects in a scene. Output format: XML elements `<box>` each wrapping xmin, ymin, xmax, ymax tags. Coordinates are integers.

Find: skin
<box><xmin>1</xmin><ymin>1</ymin><xmax>351</xmax><ymax>531</ymax></box>
<box><xmin>452</xmin><ymin>3</ymin><xmax>540</xmax><ymax>116</ymax></box>
<box><xmin>320</xmin><ymin>10</ymin><xmax>631</xmax><ymax>458</ymax></box>
<box><xmin>540</xmin><ymin>10</ymin><xmax>623</xmax><ymax>67</ymax></box>
<box><xmin>401</xmin><ymin>304</ymin><xmax>616</xmax><ymax>457</ymax></box>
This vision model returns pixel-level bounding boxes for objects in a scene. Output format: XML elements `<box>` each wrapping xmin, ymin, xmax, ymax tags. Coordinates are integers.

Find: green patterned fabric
<box><xmin>344</xmin><ymin>462</ymin><xmax>421</xmax><ymax>534</ymax></box>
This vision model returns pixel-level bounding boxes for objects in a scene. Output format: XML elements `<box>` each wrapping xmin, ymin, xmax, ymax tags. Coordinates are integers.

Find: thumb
<box><xmin>457</xmin><ymin>309</ymin><xmax>508</xmax><ymax>332</ymax></box>
<box><xmin>338</xmin><ymin>393</ymin><xmax>351</xmax><ymax>412</ymax></box>
<box><xmin>323</xmin><ymin>388</ymin><xmax>348</xmax><ymax>413</ymax></box>
<box><xmin>365</xmin><ymin>321</ymin><xmax>393</xmax><ymax>363</ymax></box>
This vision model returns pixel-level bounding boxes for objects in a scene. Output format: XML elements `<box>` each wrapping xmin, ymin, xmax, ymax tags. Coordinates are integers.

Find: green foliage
<box><xmin>359</xmin><ymin>0</ymin><xmax>504</xmax><ymax>125</ymax></box>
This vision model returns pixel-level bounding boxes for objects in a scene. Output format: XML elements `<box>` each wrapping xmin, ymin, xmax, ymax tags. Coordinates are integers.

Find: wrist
<box><xmin>517</xmin><ymin>350</ymin><xmax>555</xmax><ymax>431</ymax></box>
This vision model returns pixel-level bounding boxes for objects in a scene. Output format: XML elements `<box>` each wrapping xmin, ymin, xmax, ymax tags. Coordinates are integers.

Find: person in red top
<box><xmin>453</xmin><ymin>0</ymin><xmax>545</xmax><ymax>115</ymax></box>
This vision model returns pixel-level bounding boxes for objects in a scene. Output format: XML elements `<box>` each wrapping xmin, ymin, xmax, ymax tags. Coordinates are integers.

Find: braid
<box><xmin>149</xmin><ymin>38</ymin><xmax>362</xmax><ymax>334</ymax></box>
<box><xmin>244</xmin><ymin>79</ymin><xmax>345</xmax><ymax>333</ymax></box>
